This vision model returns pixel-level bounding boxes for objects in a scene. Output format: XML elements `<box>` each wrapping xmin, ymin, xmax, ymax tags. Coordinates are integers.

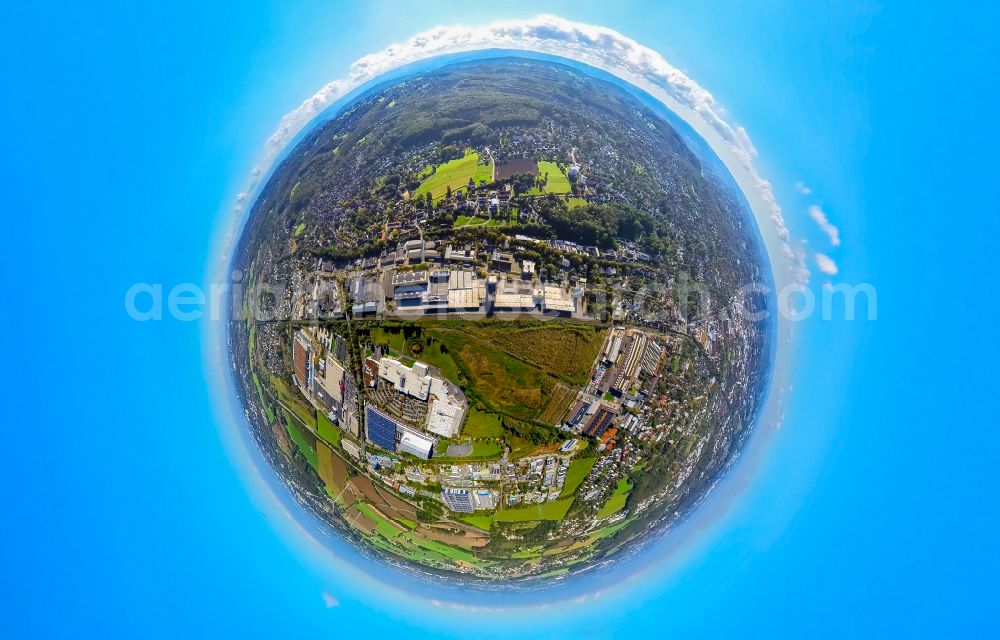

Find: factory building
<box><xmin>365</xmin><ymin>405</ymin><xmax>400</xmax><ymax>452</ymax></box>
<box><xmin>378</xmin><ymin>357</ymin><xmax>432</xmax><ymax>401</ymax></box>
<box><xmin>642</xmin><ymin>340</ymin><xmax>663</xmax><ymax>376</ymax></box>
<box><xmin>605</xmin><ymin>331</ymin><xmax>623</xmax><ymax>364</ymax></box>
<box><xmin>583</xmin><ymin>406</ymin><xmax>615</xmax><ymax>438</ymax></box>
<box><xmin>426</xmin><ymin>390</ymin><xmax>465</xmax><ymax>438</ymax></box>
<box><xmin>396</xmin><ymin>424</ymin><xmax>435</xmax><ymax>459</ymax></box>
<box><xmin>292</xmin><ymin>330</ymin><xmax>315</xmax><ymax>397</ymax></box>
<box><xmin>319</xmin><ymin>355</ymin><xmax>345</xmax><ymax>402</ymax></box>
<box><xmin>612</xmin><ymin>333</ymin><xmax>647</xmax><ymax>394</ymax></box>
<box><xmin>542</xmin><ymin>284</ymin><xmax>575</xmax><ymax>316</ymax></box>
<box><xmin>441</xmin><ymin>487</ymin><xmax>498</xmax><ymax>512</ymax></box>
<box><xmin>441</xmin><ymin>487</ymin><xmax>475</xmax><ymax>512</ymax></box>
<box><xmin>364</xmin><ymin>405</ymin><xmax>436</xmax><ymax>459</ymax></box>
<box><xmin>392</xmin><ymin>270</ymin><xmax>428</xmax><ymax>306</ymax></box>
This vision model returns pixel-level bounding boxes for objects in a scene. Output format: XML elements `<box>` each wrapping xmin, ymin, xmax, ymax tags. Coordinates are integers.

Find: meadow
<box><xmin>413</xmin><ymin>151</ymin><xmax>493</xmax><ymax>201</ymax></box>
<box><xmin>495</xmin><ymin>497</ymin><xmax>575</xmax><ymax>522</ymax></box>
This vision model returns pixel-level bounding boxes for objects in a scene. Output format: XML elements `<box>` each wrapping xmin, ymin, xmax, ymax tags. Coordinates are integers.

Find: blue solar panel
<box><xmin>365</xmin><ymin>406</ymin><xmax>398</xmax><ymax>452</ymax></box>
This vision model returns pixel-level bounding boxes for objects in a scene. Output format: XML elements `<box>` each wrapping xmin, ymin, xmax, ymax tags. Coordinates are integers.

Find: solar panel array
<box><xmin>365</xmin><ymin>406</ymin><xmax>398</xmax><ymax>452</ymax></box>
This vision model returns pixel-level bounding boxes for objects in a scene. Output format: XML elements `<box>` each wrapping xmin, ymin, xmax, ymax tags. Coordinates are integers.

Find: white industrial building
<box><xmin>397</xmin><ymin>425</ymin><xmax>435</xmax><ymax>459</ymax></box>
<box><xmin>319</xmin><ymin>355</ymin><xmax>345</xmax><ymax>402</ymax></box>
<box><xmin>378</xmin><ymin>357</ymin><xmax>432</xmax><ymax>400</ymax></box>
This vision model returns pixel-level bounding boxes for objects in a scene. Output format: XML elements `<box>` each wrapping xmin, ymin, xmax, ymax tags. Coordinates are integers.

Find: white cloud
<box><xmin>322</xmin><ymin>591</ymin><xmax>339</xmax><ymax>608</ymax></box>
<box><xmin>794</xmin><ymin>181</ymin><xmax>812</xmax><ymax>195</ymax></box>
<box><xmin>814</xmin><ymin>253</ymin><xmax>839</xmax><ymax>275</ymax></box>
<box><xmin>808</xmin><ymin>205</ymin><xmax>841</xmax><ymax>247</ymax></box>
<box><xmin>231</xmin><ymin>14</ymin><xmax>806</xmax><ymax>285</ymax></box>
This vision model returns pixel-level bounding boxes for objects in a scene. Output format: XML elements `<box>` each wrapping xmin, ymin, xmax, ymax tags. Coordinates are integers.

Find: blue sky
<box><xmin>3</xmin><ymin>1</ymin><xmax>1000</xmax><ymax>636</ymax></box>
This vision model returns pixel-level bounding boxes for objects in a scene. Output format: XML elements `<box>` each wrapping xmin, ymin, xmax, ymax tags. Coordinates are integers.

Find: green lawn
<box><xmin>528</xmin><ymin>161</ymin><xmax>572</xmax><ymax>195</ymax></box>
<box><xmin>589</xmin><ymin>518</ymin><xmax>634</xmax><ymax>542</ymax></box>
<box><xmin>469</xmin><ymin>441</ymin><xmax>503</xmax><ymax>458</ymax></box>
<box><xmin>411</xmin><ymin>337</ymin><xmax>462</xmax><ymax>386</ymax></box>
<box><xmin>561</xmin><ymin>457</ymin><xmax>597</xmax><ymax>496</ymax></box>
<box><xmin>459</xmin><ymin>515</ymin><xmax>494</xmax><ymax>531</ymax></box>
<box><xmin>293</xmin><ymin>222</ymin><xmax>306</xmax><ymax>237</ymax></box>
<box><xmin>495</xmin><ymin>497</ymin><xmax>575</xmax><ymax>522</ymax></box>
<box><xmin>596</xmin><ymin>478</ymin><xmax>632</xmax><ymax>519</ymax></box>
<box><xmin>316</xmin><ymin>412</ymin><xmax>342</xmax><ymax>447</ymax></box>
<box><xmin>370</xmin><ymin>327</ymin><xmax>407</xmax><ymax>354</ymax></box>
<box><xmin>453</xmin><ymin>215</ymin><xmax>487</xmax><ymax>227</ymax></box>
<box><xmin>567</xmin><ymin>196</ymin><xmax>587</xmax><ymax>209</ymax></box>
<box><xmin>464</xmin><ymin>407</ymin><xmax>503</xmax><ymax>438</ymax></box>
<box><xmin>283</xmin><ymin>412</ymin><xmax>318</xmax><ymax>470</ymax></box>
<box><xmin>413</xmin><ymin>151</ymin><xmax>493</xmax><ymax>201</ymax></box>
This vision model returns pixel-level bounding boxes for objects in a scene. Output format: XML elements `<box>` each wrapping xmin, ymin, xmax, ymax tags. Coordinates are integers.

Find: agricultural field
<box><xmin>459</xmin><ymin>321</ymin><xmax>605</xmax><ymax>387</ymax></box>
<box><xmin>413</xmin><ymin>151</ymin><xmax>493</xmax><ymax>201</ymax></box>
<box><xmin>270</xmin><ymin>375</ymin><xmax>316</xmax><ymax>428</ymax></box>
<box><xmin>495</xmin><ymin>497</ymin><xmax>575</xmax><ymax>522</ymax></box>
<box><xmin>537</xmin><ymin>382</ymin><xmax>577</xmax><ymax>425</ymax></box>
<box><xmin>283</xmin><ymin>412</ymin><xmax>318</xmax><ymax>470</ymax></box>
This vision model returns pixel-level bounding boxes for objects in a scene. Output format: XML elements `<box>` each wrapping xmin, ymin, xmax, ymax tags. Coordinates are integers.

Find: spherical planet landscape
<box><xmin>227</xmin><ymin>56</ymin><xmax>774</xmax><ymax>588</ymax></box>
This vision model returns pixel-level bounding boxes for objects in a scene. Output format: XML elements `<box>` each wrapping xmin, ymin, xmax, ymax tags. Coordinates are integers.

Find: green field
<box><xmin>596</xmin><ymin>478</ymin><xmax>632</xmax><ymax>519</ymax></box>
<box><xmin>270</xmin><ymin>375</ymin><xmax>317</xmax><ymax>428</ymax></box>
<box><xmin>589</xmin><ymin>518</ymin><xmax>634</xmax><ymax>542</ymax></box>
<box><xmin>405</xmin><ymin>533</ymin><xmax>481</xmax><ymax>564</ymax></box>
<box><xmin>469</xmin><ymin>441</ymin><xmax>502</xmax><ymax>457</ymax></box>
<box><xmin>293</xmin><ymin>222</ymin><xmax>306</xmax><ymax>237</ymax></box>
<box><xmin>561</xmin><ymin>457</ymin><xmax>597</xmax><ymax>496</ymax></box>
<box><xmin>356</xmin><ymin>503</ymin><xmax>403</xmax><ymax>540</ymax></box>
<box><xmin>412</xmin><ymin>336</ymin><xmax>462</xmax><ymax>386</ymax></box>
<box><xmin>283</xmin><ymin>412</ymin><xmax>318</xmax><ymax>470</ymax></box>
<box><xmin>316</xmin><ymin>412</ymin><xmax>342</xmax><ymax>447</ymax></box>
<box><xmin>459</xmin><ymin>515</ymin><xmax>494</xmax><ymax>531</ymax></box>
<box><xmin>464</xmin><ymin>407</ymin><xmax>503</xmax><ymax>438</ymax></box>
<box><xmin>371</xmin><ymin>320</ymin><xmax>603</xmax><ymax>421</ymax></box>
<box><xmin>250</xmin><ymin>370</ymin><xmax>275</xmax><ymax>422</ymax></box>
<box><xmin>495</xmin><ymin>497</ymin><xmax>575</xmax><ymax>522</ymax></box>
<box><xmin>453</xmin><ymin>215</ymin><xmax>486</xmax><ymax>227</ymax></box>
<box><xmin>370</xmin><ymin>327</ymin><xmax>407</xmax><ymax>354</ymax></box>
<box><xmin>414</xmin><ymin>151</ymin><xmax>493</xmax><ymax>201</ymax></box>
<box><xmin>527</xmin><ymin>161</ymin><xmax>572</xmax><ymax>195</ymax></box>
<box><xmin>567</xmin><ymin>196</ymin><xmax>587</xmax><ymax>209</ymax></box>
